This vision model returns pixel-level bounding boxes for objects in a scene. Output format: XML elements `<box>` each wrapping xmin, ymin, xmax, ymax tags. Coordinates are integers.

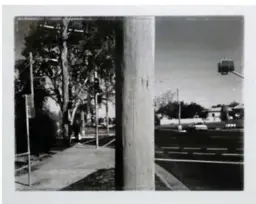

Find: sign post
<box><xmin>25</xmin><ymin>95</ymin><xmax>32</xmax><ymax>186</ymax></box>
<box><xmin>29</xmin><ymin>52</ymin><xmax>35</xmax><ymax>118</ymax></box>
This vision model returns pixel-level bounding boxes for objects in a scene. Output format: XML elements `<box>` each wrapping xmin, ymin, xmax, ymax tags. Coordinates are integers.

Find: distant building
<box><xmin>232</xmin><ymin>104</ymin><xmax>244</xmax><ymax>119</ymax></box>
<box><xmin>206</xmin><ymin>104</ymin><xmax>244</xmax><ymax>121</ymax></box>
<box><xmin>206</xmin><ymin>107</ymin><xmax>222</xmax><ymax>121</ymax></box>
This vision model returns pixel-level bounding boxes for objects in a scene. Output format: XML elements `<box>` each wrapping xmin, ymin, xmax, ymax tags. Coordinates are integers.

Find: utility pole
<box><xmin>177</xmin><ymin>88</ymin><xmax>181</xmax><ymax>130</ymax></box>
<box><xmin>115</xmin><ymin>17</ymin><xmax>155</xmax><ymax>190</ymax></box>
<box><xmin>29</xmin><ymin>52</ymin><xmax>35</xmax><ymax>117</ymax></box>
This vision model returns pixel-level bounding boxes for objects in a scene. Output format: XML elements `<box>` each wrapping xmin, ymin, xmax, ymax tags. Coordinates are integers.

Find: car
<box><xmin>187</xmin><ymin>122</ymin><xmax>208</xmax><ymax>131</ymax></box>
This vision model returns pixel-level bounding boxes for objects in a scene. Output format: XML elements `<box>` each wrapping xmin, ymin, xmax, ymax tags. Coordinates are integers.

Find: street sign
<box><xmin>25</xmin><ymin>94</ymin><xmax>35</xmax><ymax>118</ymax></box>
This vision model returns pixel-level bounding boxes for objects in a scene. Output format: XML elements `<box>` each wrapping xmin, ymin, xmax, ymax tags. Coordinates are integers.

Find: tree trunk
<box><xmin>105</xmin><ymin>81</ymin><xmax>109</xmax><ymax>134</ymax></box>
<box><xmin>106</xmin><ymin>100</ymin><xmax>109</xmax><ymax>134</ymax></box>
<box><xmin>115</xmin><ymin>17</ymin><xmax>155</xmax><ymax>190</ymax></box>
<box><xmin>61</xmin><ymin>17</ymin><xmax>70</xmax><ymax>146</ymax></box>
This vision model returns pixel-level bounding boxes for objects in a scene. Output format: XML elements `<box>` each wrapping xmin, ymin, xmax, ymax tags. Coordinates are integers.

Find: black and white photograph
<box><xmin>14</xmin><ymin>15</ymin><xmax>244</xmax><ymax>191</ymax></box>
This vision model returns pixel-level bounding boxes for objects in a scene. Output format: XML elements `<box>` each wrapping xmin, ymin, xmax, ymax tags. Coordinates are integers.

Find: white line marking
<box><xmin>207</xmin><ymin>148</ymin><xmax>227</xmax><ymax>151</ymax></box>
<box><xmin>162</xmin><ymin>147</ymin><xmax>180</xmax><ymax>150</ymax></box>
<box><xmin>184</xmin><ymin>147</ymin><xmax>201</xmax><ymax>150</ymax></box>
<box><xmin>155</xmin><ymin>173</ymin><xmax>173</xmax><ymax>190</ymax></box>
<box><xmin>193</xmin><ymin>152</ymin><xmax>216</xmax><ymax>156</ymax></box>
<box><xmin>222</xmin><ymin>153</ymin><xmax>243</xmax><ymax>157</ymax></box>
<box><xmin>155</xmin><ymin>158</ymin><xmax>243</xmax><ymax>165</ymax></box>
<box><xmin>168</xmin><ymin>151</ymin><xmax>188</xmax><ymax>155</ymax></box>
<box><xmin>155</xmin><ymin>151</ymin><xmax>164</xmax><ymax>154</ymax></box>
<box><xmin>82</xmin><ymin>138</ymin><xmax>96</xmax><ymax>144</ymax></box>
<box><xmin>102</xmin><ymin>138</ymin><xmax>115</xmax><ymax>147</ymax></box>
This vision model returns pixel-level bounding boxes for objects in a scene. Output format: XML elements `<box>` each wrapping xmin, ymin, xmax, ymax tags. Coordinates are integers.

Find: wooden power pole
<box><xmin>115</xmin><ymin>17</ymin><xmax>155</xmax><ymax>190</ymax></box>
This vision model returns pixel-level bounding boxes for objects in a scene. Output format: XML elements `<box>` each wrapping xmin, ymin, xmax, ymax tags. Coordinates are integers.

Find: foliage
<box><xmin>156</xmin><ymin>101</ymin><xmax>206</xmax><ymax>119</ymax></box>
<box><xmin>15</xmin><ymin>17</ymin><xmax>118</xmax><ymax>149</ymax></box>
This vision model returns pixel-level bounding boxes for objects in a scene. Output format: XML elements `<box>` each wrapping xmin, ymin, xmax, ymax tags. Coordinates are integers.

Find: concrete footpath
<box><xmin>15</xmin><ymin>143</ymin><xmax>188</xmax><ymax>191</ymax></box>
<box><xmin>15</xmin><ymin>143</ymin><xmax>114</xmax><ymax>191</ymax></box>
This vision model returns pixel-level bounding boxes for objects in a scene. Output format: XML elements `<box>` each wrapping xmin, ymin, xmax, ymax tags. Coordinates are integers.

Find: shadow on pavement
<box><xmin>60</xmin><ymin>168</ymin><xmax>170</xmax><ymax>191</ymax></box>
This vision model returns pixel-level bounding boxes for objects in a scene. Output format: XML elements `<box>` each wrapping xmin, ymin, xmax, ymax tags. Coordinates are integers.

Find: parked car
<box><xmin>187</xmin><ymin>122</ymin><xmax>208</xmax><ymax>131</ymax></box>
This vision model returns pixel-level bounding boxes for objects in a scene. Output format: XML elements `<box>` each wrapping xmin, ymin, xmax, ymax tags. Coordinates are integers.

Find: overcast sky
<box><xmin>15</xmin><ymin>16</ymin><xmax>243</xmax><ymax>110</ymax></box>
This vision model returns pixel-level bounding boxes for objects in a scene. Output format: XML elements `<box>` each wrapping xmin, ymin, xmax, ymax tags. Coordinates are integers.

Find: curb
<box><xmin>155</xmin><ymin>164</ymin><xmax>189</xmax><ymax>191</ymax></box>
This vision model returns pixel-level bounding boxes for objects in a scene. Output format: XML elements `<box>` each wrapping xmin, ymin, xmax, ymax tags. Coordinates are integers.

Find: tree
<box><xmin>15</xmin><ymin>59</ymin><xmax>55</xmax><ymax>155</ymax></box>
<box><xmin>60</xmin><ymin>17</ymin><xmax>71</xmax><ymax>145</ymax></box>
<box><xmin>228</xmin><ymin>101</ymin><xmax>239</xmax><ymax>108</ymax></box>
<box><xmin>220</xmin><ymin>105</ymin><xmax>229</xmax><ymax>121</ymax></box>
<box><xmin>18</xmin><ymin>17</ymin><xmax>117</xmax><ymax>144</ymax></box>
<box><xmin>156</xmin><ymin>101</ymin><xmax>206</xmax><ymax>119</ymax></box>
<box><xmin>154</xmin><ymin>90</ymin><xmax>175</xmax><ymax>110</ymax></box>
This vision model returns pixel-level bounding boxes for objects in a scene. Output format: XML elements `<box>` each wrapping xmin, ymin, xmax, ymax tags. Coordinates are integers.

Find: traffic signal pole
<box><xmin>115</xmin><ymin>17</ymin><xmax>155</xmax><ymax>190</ymax></box>
<box><xmin>231</xmin><ymin>71</ymin><xmax>244</xmax><ymax>79</ymax></box>
<box><xmin>218</xmin><ymin>59</ymin><xmax>244</xmax><ymax>79</ymax></box>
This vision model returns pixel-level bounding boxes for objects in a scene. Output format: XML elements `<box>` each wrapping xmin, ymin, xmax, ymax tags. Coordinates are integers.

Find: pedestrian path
<box><xmin>15</xmin><ymin>143</ymin><xmax>187</xmax><ymax>191</ymax></box>
<box><xmin>15</xmin><ymin>143</ymin><xmax>114</xmax><ymax>191</ymax></box>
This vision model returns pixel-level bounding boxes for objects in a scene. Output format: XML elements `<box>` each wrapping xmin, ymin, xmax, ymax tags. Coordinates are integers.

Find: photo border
<box><xmin>2</xmin><ymin>5</ymin><xmax>256</xmax><ymax>204</ymax></box>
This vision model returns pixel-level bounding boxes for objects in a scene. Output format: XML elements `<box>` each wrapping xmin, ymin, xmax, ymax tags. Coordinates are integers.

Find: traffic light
<box><xmin>218</xmin><ymin>59</ymin><xmax>235</xmax><ymax>75</ymax></box>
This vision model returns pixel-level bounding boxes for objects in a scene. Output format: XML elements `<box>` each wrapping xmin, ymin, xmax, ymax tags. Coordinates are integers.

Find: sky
<box><xmin>15</xmin><ymin>16</ymin><xmax>244</xmax><ymax>113</ymax></box>
<box><xmin>155</xmin><ymin>16</ymin><xmax>243</xmax><ymax>108</ymax></box>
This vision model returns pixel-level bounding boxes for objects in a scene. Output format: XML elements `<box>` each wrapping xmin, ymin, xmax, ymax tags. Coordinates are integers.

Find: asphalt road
<box><xmin>155</xmin><ymin>128</ymin><xmax>244</xmax><ymax>190</ymax></box>
<box><xmin>81</xmin><ymin>127</ymin><xmax>244</xmax><ymax>190</ymax></box>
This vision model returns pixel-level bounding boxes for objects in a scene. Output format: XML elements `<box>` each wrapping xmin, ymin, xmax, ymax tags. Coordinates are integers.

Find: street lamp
<box><xmin>218</xmin><ymin>59</ymin><xmax>244</xmax><ymax>79</ymax></box>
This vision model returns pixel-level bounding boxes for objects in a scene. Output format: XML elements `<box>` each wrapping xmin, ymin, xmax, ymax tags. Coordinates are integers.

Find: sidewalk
<box><xmin>15</xmin><ymin>143</ymin><xmax>114</xmax><ymax>191</ymax></box>
<box><xmin>15</xmin><ymin>143</ymin><xmax>188</xmax><ymax>191</ymax></box>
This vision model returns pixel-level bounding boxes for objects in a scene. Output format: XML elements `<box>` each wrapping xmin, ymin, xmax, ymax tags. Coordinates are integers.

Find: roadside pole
<box><xmin>115</xmin><ymin>17</ymin><xmax>155</xmax><ymax>190</ymax></box>
<box><xmin>177</xmin><ymin>88</ymin><xmax>182</xmax><ymax>130</ymax></box>
<box><xmin>95</xmin><ymin>93</ymin><xmax>99</xmax><ymax>148</ymax></box>
<box><xmin>25</xmin><ymin>95</ymin><xmax>32</xmax><ymax>186</ymax></box>
<box><xmin>29</xmin><ymin>52</ymin><xmax>35</xmax><ymax>117</ymax></box>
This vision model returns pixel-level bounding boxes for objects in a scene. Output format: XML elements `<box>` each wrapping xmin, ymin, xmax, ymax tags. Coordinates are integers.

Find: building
<box><xmin>206</xmin><ymin>107</ymin><xmax>222</xmax><ymax>122</ymax></box>
<box><xmin>232</xmin><ymin>104</ymin><xmax>244</xmax><ymax>119</ymax></box>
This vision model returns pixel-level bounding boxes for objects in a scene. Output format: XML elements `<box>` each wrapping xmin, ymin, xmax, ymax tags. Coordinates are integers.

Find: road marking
<box><xmin>162</xmin><ymin>147</ymin><xmax>180</xmax><ymax>150</ymax></box>
<box><xmin>222</xmin><ymin>153</ymin><xmax>243</xmax><ymax>157</ymax></box>
<box><xmin>102</xmin><ymin>138</ymin><xmax>115</xmax><ymax>147</ymax></box>
<box><xmin>83</xmin><ymin>138</ymin><xmax>96</xmax><ymax>144</ymax></box>
<box><xmin>193</xmin><ymin>152</ymin><xmax>216</xmax><ymax>156</ymax></box>
<box><xmin>206</xmin><ymin>148</ymin><xmax>227</xmax><ymax>151</ymax></box>
<box><xmin>168</xmin><ymin>151</ymin><xmax>188</xmax><ymax>155</ymax></box>
<box><xmin>155</xmin><ymin>158</ymin><xmax>243</xmax><ymax>165</ymax></box>
<box><xmin>183</xmin><ymin>147</ymin><xmax>201</xmax><ymax>150</ymax></box>
<box><xmin>155</xmin><ymin>150</ymin><xmax>164</xmax><ymax>154</ymax></box>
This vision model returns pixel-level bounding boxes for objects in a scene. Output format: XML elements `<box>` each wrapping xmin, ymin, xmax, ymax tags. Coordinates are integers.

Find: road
<box><xmin>155</xmin><ymin>127</ymin><xmax>244</xmax><ymax>190</ymax></box>
<box><xmin>82</xmin><ymin>127</ymin><xmax>244</xmax><ymax>190</ymax></box>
